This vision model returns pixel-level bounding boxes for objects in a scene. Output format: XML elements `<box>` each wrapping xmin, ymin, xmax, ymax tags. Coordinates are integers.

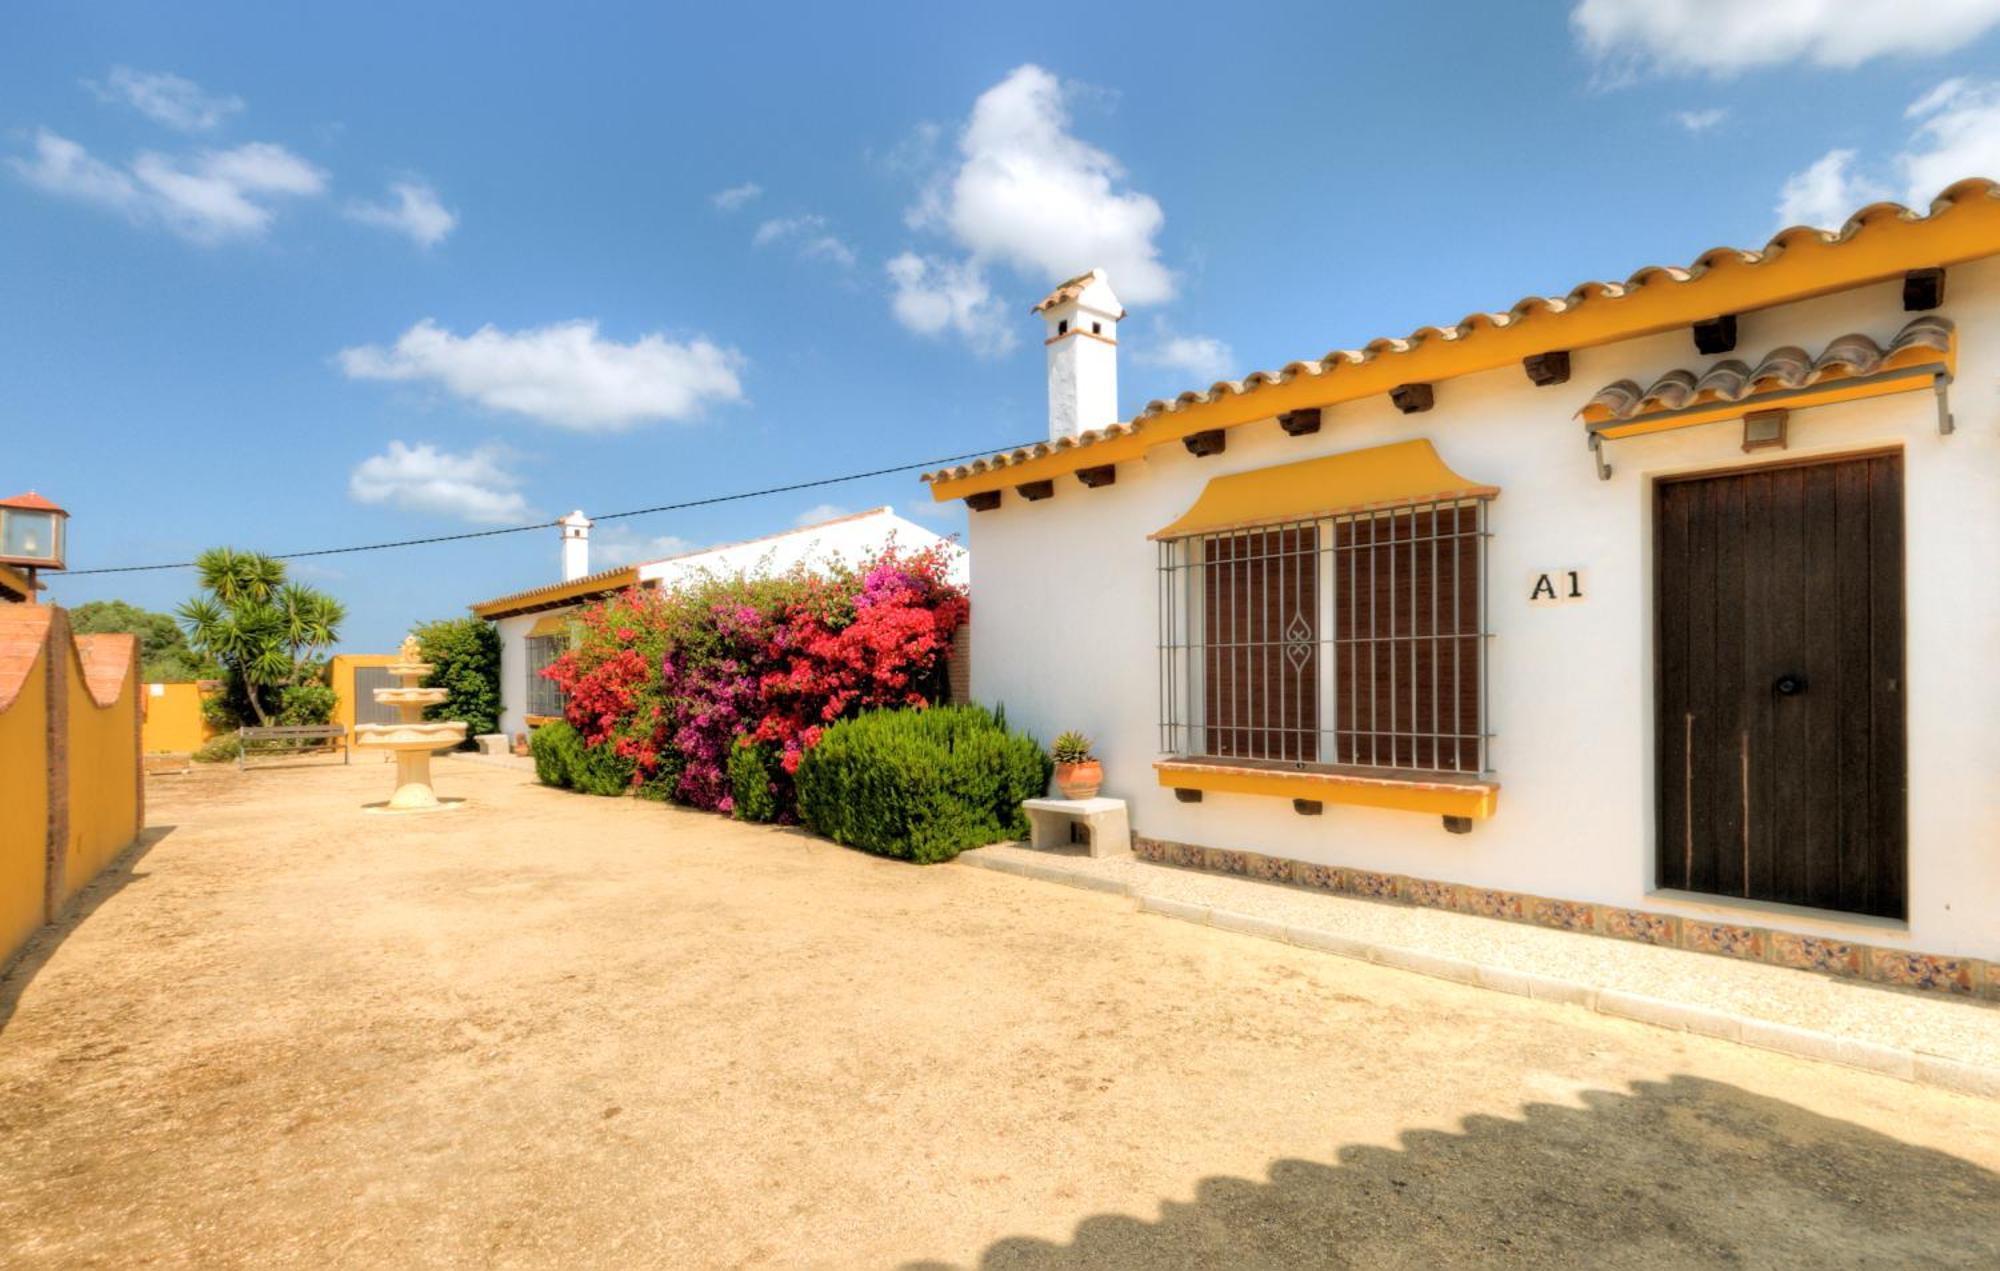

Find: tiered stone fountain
<box><xmin>353</xmin><ymin>635</ymin><xmax>468</xmax><ymax>813</ymax></box>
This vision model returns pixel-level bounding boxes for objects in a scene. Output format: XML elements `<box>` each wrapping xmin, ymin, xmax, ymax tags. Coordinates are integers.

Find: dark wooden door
<box><xmin>1655</xmin><ymin>451</ymin><xmax>1906</xmax><ymax>919</ymax></box>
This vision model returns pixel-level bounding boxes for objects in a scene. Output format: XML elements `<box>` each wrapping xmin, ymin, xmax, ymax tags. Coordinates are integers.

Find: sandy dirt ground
<box><xmin>2</xmin><ymin>758</ymin><xmax>1998</xmax><ymax>1269</ymax></box>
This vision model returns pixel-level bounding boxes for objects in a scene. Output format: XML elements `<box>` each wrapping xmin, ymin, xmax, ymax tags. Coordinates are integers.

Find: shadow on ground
<box><xmin>0</xmin><ymin>825</ymin><xmax>171</xmax><ymax>1035</ymax></box>
<box><xmin>910</xmin><ymin>1074</ymin><xmax>2000</xmax><ymax>1269</ymax></box>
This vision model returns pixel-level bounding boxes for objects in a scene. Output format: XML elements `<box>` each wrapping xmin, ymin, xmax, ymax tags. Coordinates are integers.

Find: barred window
<box><xmin>525</xmin><ymin>633</ymin><xmax>568</xmax><ymax>719</ymax></box>
<box><xmin>1159</xmin><ymin>498</ymin><xmax>1490</xmax><ymax>775</ymax></box>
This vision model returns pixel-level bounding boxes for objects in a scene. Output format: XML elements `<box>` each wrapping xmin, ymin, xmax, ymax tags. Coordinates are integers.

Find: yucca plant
<box><xmin>1051</xmin><ymin>731</ymin><xmax>1094</xmax><ymax>764</ymax></box>
<box><xmin>178</xmin><ymin>547</ymin><xmax>346</xmax><ymax>727</ymax></box>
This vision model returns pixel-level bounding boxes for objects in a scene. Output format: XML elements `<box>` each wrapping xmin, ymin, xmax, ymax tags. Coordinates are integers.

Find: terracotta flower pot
<box><xmin>1054</xmin><ymin>760</ymin><xmax>1102</xmax><ymax>800</ymax></box>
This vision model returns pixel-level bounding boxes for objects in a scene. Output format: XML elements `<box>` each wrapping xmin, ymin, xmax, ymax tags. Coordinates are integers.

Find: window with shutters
<box><xmin>525</xmin><ymin>634</ymin><xmax>568</xmax><ymax>719</ymax></box>
<box><xmin>1159</xmin><ymin>498</ymin><xmax>1490</xmax><ymax>776</ymax></box>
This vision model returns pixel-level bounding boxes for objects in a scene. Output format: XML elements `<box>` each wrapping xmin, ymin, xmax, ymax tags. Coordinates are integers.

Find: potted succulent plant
<box><xmin>1051</xmin><ymin>731</ymin><xmax>1102</xmax><ymax>800</ymax></box>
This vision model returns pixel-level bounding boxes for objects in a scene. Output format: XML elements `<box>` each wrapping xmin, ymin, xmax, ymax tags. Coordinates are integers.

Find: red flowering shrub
<box><xmin>541</xmin><ymin>543</ymin><xmax>967</xmax><ymax>817</ymax></box>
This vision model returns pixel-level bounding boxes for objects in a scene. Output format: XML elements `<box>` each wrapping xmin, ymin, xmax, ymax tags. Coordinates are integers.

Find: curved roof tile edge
<box><xmin>1583</xmin><ymin>316</ymin><xmax>1953</xmax><ymax>420</ymax></box>
<box><xmin>923</xmin><ymin>178</ymin><xmax>1999</xmax><ymax>485</ymax></box>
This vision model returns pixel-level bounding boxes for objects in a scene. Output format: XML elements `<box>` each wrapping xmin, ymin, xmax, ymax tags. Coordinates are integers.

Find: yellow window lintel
<box><xmin>1155</xmin><ymin>759</ymin><xmax>1499</xmax><ymax>819</ymax></box>
<box><xmin>1151</xmin><ymin>439</ymin><xmax>1498</xmax><ymax>541</ymax></box>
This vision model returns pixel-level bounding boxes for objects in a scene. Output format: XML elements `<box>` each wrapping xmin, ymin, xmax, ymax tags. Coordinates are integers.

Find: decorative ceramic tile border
<box><xmin>1130</xmin><ymin>835</ymin><xmax>1999</xmax><ymax>1002</ymax></box>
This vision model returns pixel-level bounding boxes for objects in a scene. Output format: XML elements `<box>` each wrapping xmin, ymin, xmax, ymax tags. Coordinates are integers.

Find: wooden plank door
<box><xmin>1655</xmin><ymin>451</ymin><xmax>1906</xmax><ymax>919</ymax></box>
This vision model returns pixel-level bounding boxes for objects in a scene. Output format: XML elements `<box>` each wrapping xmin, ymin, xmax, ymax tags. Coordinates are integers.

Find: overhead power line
<box><xmin>63</xmin><ymin>443</ymin><xmax>1023</xmax><ymax>577</ymax></box>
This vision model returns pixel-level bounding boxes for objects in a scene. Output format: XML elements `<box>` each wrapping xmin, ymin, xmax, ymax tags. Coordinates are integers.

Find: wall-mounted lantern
<box><xmin>0</xmin><ymin>492</ymin><xmax>69</xmax><ymax>597</ymax></box>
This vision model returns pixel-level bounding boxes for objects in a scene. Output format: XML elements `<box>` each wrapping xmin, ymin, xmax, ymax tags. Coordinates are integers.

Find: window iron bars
<box><xmin>525</xmin><ymin>634</ymin><xmax>568</xmax><ymax>719</ymax></box>
<box><xmin>1157</xmin><ymin>498</ymin><xmax>1492</xmax><ymax>775</ymax></box>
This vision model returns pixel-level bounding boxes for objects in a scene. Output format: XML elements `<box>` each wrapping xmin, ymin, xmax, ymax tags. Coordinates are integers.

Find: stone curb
<box><xmin>956</xmin><ymin>849</ymin><xmax>2000</xmax><ymax>1101</ymax></box>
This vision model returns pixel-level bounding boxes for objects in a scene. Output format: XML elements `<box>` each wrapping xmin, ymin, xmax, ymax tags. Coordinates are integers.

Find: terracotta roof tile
<box><xmin>925</xmin><ymin>179</ymin><xmax>2000</xmax><ymax>486</ymax></box>
<box><xmin>1581</xmin><ymin>315</ymin><xmax>1952</xmax><ymax>421</ymax></box>
<box><xmin>1031</xmin><ymin>271</ymin><xmax>1101</xmax><ymax>313</ymax></box>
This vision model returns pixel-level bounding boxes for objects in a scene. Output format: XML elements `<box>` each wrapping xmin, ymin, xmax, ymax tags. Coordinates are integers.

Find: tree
<box><xmin>177</xmin><ymin>548</ymin><xmax>346</xmax><ymax>727</ymax></box>
<box><xmin>412</xmin><ymin>616</ymin><xmax>501</xmax><ymax>745</ymax></box>
<box><xmin>67</xmin><ymin>599</ymin><xmax>219</xmax><ymax>681</ymax></box>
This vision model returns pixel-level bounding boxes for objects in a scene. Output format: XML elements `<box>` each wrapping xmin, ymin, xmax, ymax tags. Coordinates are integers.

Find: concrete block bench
<box><xmin>1021</xmin><ymin>797</ymin><xmax>1131</xmax><ymax>859</ymax></box>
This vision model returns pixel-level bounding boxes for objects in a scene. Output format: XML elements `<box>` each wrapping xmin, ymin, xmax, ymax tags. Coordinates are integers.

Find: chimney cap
<box><xmin>1032</xmin><ymin>268</ymin><xmax>1125</xmax><ymax>319</ymax></box>
<box><xmin>558</xmin><ymin>509</ymin><xmax>591</xmax><ymax>527</ymax></box>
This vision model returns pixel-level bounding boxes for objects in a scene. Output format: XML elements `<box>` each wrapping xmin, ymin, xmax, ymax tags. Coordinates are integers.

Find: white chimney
<box><xmin>559</xmin><ymin>509</ymin><xmax>592</xmax><ymax>581</ymax></box>
<box><xmin>1035</xmin><ymin>269</ymin><xmax>1123</xmax><ymax>442</ymax></box>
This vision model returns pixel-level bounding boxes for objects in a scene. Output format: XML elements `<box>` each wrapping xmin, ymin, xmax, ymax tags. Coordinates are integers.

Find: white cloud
<box><xmin>752</xmin><ymin>213</ymin><xmax>857</xmax><ymax>267</ymax></box>
<box><xmin>1675</xmin><ymin>107</ymin><xmax>1729</xmax><ymax>133</ymax></box>
<box><xmin>885</xmin><ymin>252</ymin><xmax>1014</xmax><ymax>357</ymax></box>
<box><xmin>592</xmin><ymin>525</ymin><xmax>701</xmax><ymax>567</ymax></box>
<box><xmin>889</xmin><ymin>64</ymin><xmax>1175</xmax><ymax>352</ymax></box>
<box><xmin>86</xmin><ymin>66</ymin><xmax>243</xmax><ymax>131</ymax></box>
<box><xmin>1899</xmin><ymin>78</ymin><xmax>2000</xmax><ymax>202</ymax></box>
<box><xmin>1574</xmin><ymin>0</ymin><xmax>2000</xmax><ymax>76</ymax></box>
<box><xmin>348</xmin><ymin>441</ymin><xmax>531</xmax><ymax>524</ymax></box>
<box><xmin>793</xmin><ymin>503</ymin><xmax>852</xmax><ymax>528</ymax></box>
<box><xmin>1772</xmin><ymin>78</ymin><xmax>2000</xmax><ymax>230</ymax></box>
<box><xmin>1135</xmin><ymin>326</ymin><xmax>1235</xmax><ymax>383</ymax></box>
<box><xmin>338</xmin><ymin>319</ymin><xmax>745</xmax><ymax>431</ymax></box>
<box><xmin>1775</xmin><ymin>150</ymin><xmax>1889</xmax><ymax>229</ymax></box>
<box><xmin>11</xmin><ymin>130</ymin><xmax>137</xmax><ymax>207</ymax></box>
<box><xmin>346</xmin><ymin>180</ymin><xmax>457</xmax><ymax>248</ymax></box>
<box><xmin>10</xmin><ymin>130</ymin><xmax>325</xmax><ymax>242</ymax></box>
<box><xmin>711</xmin><ymin>181</ymin><xmax>762</xmax><ymax>211</ymax></box>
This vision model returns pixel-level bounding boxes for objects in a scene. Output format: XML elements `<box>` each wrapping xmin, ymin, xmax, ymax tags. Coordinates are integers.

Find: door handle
<box><xmin>1774</xmin><ymin>674</ymin><xmax>1806</xmax><ymax>697</ymax></box>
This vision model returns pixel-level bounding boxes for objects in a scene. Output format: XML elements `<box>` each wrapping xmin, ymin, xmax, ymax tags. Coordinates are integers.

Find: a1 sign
<box><xmin>1528</xmin><ymin>568</ymin><xmax>1587</xmax><ymax>606</ymax></box>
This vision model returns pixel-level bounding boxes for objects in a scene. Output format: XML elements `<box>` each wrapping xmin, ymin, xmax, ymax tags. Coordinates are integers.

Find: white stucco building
<box><xmin>470</xmin><ymin>506</ymin><xmax>966</xmax><ymax>742</ymax></box>
<box><xmin>924</xmin><ymin>179</ymin><xmax>2000</xmax><ymax>992</ymax></box>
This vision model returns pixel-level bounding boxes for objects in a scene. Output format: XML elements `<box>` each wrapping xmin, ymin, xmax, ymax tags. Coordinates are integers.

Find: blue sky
<box><xmin>6</xmin><ymin>1</ymin><xmax>1998</xmax><ymax>650</ymax></box>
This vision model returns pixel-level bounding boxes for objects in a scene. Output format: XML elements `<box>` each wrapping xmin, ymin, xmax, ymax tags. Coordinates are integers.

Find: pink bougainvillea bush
<box><xmin>541</xmin><ymin>543</ymin><xmax>967</xmax><ymax>818</ymax></box>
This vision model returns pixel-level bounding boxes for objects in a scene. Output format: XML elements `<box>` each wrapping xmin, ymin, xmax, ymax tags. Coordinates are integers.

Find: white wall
<box><xmin>637</xmin><ymin>508</ymin><xmax>965</xmax><ymax>589</ymax></box>
<box><xmin>966</xmin><ymin>261</ymin><xmax>2000</xmax><ymax>959</ymax></box>
<box><xmin>494</xmin><ymin>611</ymin><xmax>543</xmax><ymax>741</ymax></box>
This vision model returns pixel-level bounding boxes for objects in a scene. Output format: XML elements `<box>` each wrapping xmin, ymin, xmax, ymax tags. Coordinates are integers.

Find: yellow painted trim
<box><xmin>1585</xmin><ymin>356</ymin><xmax>1953</xmax><ymax>440</ymax></box>
<box><xmin>527</xmin><ymin>612</ymin><xmax>574</xmax><ymax>638</ymax></box>
<box><xmin>1150</xmin><ymin>439</ymin><xmax>1498</xmax><ymax>540</ymax></box>
<box><xmin>931</xmin><ymin>188</ymin><xmax>2000</xmax><ymax>501</ymax></box>
<box><xmin>524</xmin><ymin>714</ymin><xmax>561</xmax><ymax>728</ymax></box>
<box><xmin>1155</xmin><ymin>760</ymin><xmax>1499</xmax><ymax>819</ymax></box>
<box><xmin>469</xmin><ymin>567</ymin><xmax>640</xmax><ymax>619</ymax></box>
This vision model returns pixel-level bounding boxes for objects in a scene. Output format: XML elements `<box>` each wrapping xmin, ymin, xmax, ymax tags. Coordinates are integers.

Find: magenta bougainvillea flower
<box><xmin>542</xmin><ymin>543</ymin><xmax>967</xmax><ymax>816</ymax></box>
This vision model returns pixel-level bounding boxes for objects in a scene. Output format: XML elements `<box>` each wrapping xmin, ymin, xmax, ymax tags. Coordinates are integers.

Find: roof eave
<box><xmin>929</xmin><ymin>178</ymin><xmax>2000</xmax><ymax>501</ymax></box>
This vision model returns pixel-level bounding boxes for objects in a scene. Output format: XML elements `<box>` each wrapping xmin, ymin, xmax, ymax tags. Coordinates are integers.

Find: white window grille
<box><xmin>1158</xmin><ymin>498</ymin><xmax>1491</xmax><ymax>775</ymax></box>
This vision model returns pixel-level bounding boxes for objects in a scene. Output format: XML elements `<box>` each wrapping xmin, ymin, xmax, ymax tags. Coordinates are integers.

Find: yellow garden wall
<box><xmin>140</xmin><ymin>681</ymin><xmax>216</xmax><ymax>754</ymax></box>
<box><xmin>64</xmin><ymin>638</ymin><xmax>141</xmax><ymax>905</ymax></box>
<box><xmin>330</xmin><ymin>653</ymin><xmax>399</xmax><ymax>749</ymax></box>
<box><xmin>0</xmin><ymin>605</ymin><xmax>142</xmax><ymax>966</ymax></box>
<box><xmin>0</xmin><ymin>637</ymin><xmax>50</xmax><ymax>968</ymax></box>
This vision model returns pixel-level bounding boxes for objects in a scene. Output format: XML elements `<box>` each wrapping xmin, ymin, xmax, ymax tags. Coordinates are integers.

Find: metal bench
<box><xmin>237</xmin><ymin>723</ymin><xmax>349</xmax><ymax>769</ymax></box>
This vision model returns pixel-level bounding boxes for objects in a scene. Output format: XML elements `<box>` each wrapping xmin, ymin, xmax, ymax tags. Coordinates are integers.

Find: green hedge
<box><xmin>794</xmin><ymin>705</ymin><xmax>1051</xmax><ymax>863</ymax></box>
<box><xmin>529</xmin><ymin>720</ymin><xmax>636</xmax><ymax>796</ymax></box>
<box><xmin>728</xmin><ymin>739</ymin><xmax>783</xmax><ymax>823</ymax></box>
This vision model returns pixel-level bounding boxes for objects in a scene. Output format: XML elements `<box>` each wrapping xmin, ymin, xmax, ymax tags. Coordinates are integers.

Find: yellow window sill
<box><xmin>1155</xmin><ymin>758</ymin><xmax>1499</xmax><ymax>819</ymax></box>
<box><xmin>524</xmin><ymin>715</ymin><xmax>562</xmax><ymax>728</ymax></box>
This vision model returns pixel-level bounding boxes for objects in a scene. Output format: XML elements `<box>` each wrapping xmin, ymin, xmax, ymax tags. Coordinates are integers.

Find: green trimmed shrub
<box><xmin>728</xmin><ymin>738</ymin><xmax>782</xmax><ymax>823</ymax></box>
<box><xmin>530</xmin><ymin>720</ymin><xmax>637</xmax><ymax>796</ymax></box>
<box><xmin>794</xmin><ymin>704</ymin><xmax>1051</xmax><ymax>863</ymax></box>
<box><xmin>413</xmin><ymin>616</ymin><xmax>502</xmax><ymax>745</ymax></box>
<box><xmin>529</xmin><ymin>721</ymin><xmax>578</xmax><ymax>788</ymax></box>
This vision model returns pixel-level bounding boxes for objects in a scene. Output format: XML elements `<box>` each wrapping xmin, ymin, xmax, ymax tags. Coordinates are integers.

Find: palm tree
<box><xmin>178</xmin><ymin>549</ymin><xmax>344</xmax><ymax>726</ymax></box>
